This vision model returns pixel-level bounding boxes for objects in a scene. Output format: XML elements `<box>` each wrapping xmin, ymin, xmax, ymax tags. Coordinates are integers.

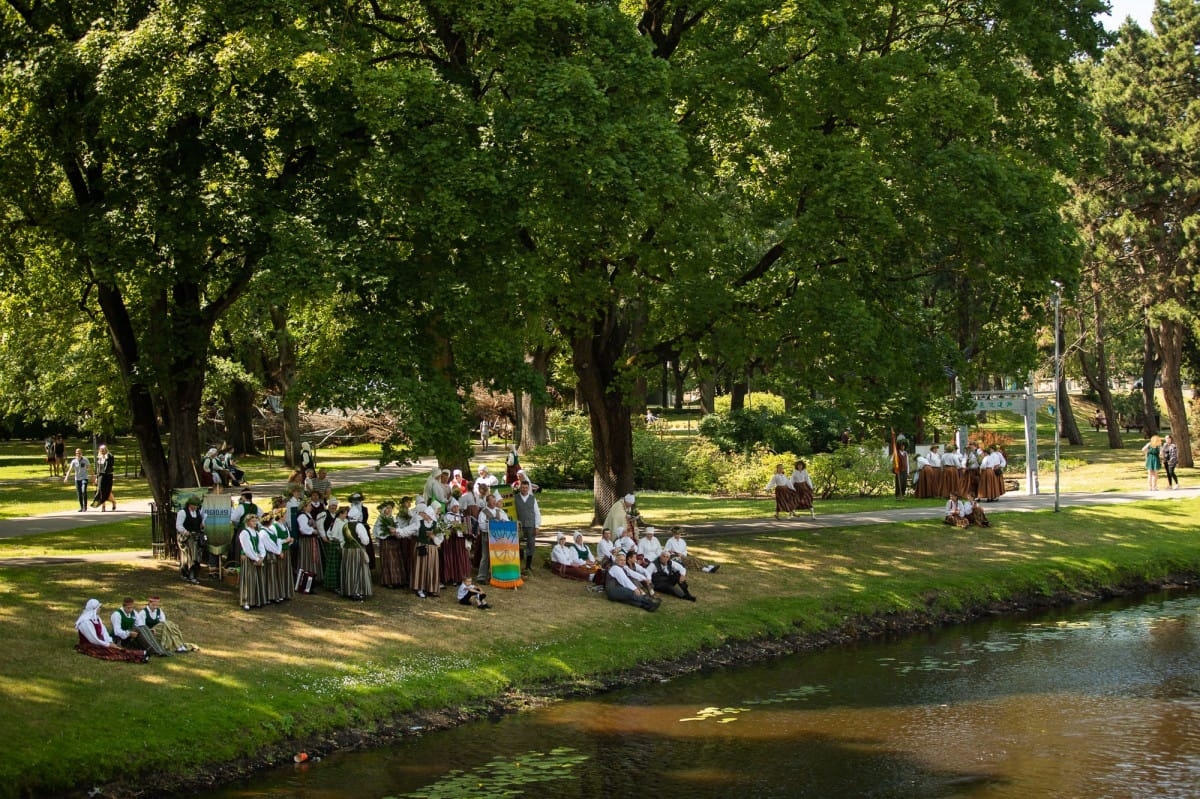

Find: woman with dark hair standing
<box><xmin>91</xmin><ymin>444</ymin><xmax>116</xmax><ymax>511</ymax></box>
<box><xmin>1162</xmin><ymin>435</ymin><xmax>1180</xmax><ymax>490</ymax></box>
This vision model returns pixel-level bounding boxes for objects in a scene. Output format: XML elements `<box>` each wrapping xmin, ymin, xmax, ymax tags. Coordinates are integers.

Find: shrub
<box><xmin>682</xmin><ymin>439</ymin><xmax>734</xmax><ymax>492</ymax></box>
<box><xmin>632</xmin><ymin>428</ymin><xmax>690</xmax><ymax>491</ymax></box>
<box><xmin>530</xmin><ymin>411</ymin><xmax>593</xmax><ymax>487</ymax></box>
<box><xmin>698</xmin><ymin>402</ymin><xmax>849</xmax><ymax>456</ymax></box>
<box><xmin>712</xmin><ymin>392</ymin><xmax>786</xmax><ymax>414</ymax></box>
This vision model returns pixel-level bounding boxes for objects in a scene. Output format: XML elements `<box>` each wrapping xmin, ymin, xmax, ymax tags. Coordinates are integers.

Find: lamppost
<box><xmin>1052</xmin><ymin>280</ymin><xmax>1063</xmax><ymax>513</ymax></box>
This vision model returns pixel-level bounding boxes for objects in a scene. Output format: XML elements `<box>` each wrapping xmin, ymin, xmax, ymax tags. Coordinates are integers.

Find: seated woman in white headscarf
<box><xmin>74</xmin><ymin>599</ymin><xmax>148</xmax><ymax>663</ymax></box>
<box><xmin>550</xmin><ymin>531</ymin><xmax>600</xmax><ymax>582</ymax></box>
<box><xmin>637</xmin><ymin>527</ymin><xmax>663</xmax><ymax>562</ymax></box>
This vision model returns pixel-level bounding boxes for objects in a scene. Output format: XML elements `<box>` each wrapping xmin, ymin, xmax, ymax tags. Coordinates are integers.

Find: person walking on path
<box><xmin>91</xmin><ymin>444</ymin><xmax>116</xmax><ymax>511</ymax></box>
<box><xmin>63</xmin><ymin>448</ymin><xmax>90</xmax><ymax>512</ymax></box>
<box><xmin>1142</xmin><ymin>435</ymin><xmax>1162</xmax><ymax>491</ymax></box>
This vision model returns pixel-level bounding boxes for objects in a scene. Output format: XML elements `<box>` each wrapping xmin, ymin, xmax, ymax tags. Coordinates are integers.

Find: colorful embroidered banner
<box><xmin>488</xmin><ymin>520</ymin><xmax>524</xmax><ymax>589</ymax></box>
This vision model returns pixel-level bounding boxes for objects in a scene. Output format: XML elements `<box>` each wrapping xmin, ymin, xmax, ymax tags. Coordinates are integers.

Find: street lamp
<box><xmin>1052</xmin><ymin>280</ymin><xmax>1063</xmax><ymax>513</ymax></box>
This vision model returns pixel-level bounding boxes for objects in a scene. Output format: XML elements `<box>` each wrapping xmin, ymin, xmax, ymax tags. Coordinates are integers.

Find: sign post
<box><xmin>972</xmin><ymin>387</ymin><xmax>1041</xmax><ymax>496</ymax></box>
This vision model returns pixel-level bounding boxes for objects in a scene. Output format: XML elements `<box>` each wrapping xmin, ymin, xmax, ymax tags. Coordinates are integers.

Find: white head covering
<box><xmin>75</xmin><ymin>599</ymin><xmax>101</xmax><ymax>632</ymax></box>
<box><xmin>206</xmin><ymin>447</ymin><xmax>218</xmax><ymax>457</ymax></box>
<box><xmin>624</xmin><ymin>493</ymin><xmax>636</xmax><ymax>505</ymax></box>
<box><xmin>420</xmin><ymin>504</ymin><xmax>439</xmax><ymax>521</ymax></box>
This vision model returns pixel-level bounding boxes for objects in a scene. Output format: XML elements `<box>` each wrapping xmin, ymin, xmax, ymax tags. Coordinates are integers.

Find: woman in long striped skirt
<box><xmin>438</xmin><ymin>499</ymin><xmax>471</xmax><ymax>585</ymax></box>
<box><xmin>374</xmin><ymin>500</ymin><xmax>404</xmax><ymax>588</ymax></box>
<box><xmin>321</xmin><ymin>503</ymin><xmax>345</xmax><ymax>595</ymax></box>
<box><xmin>765</xmin><ymin>464</ymin><xmax>801</xmax><ymax>520</ymax></box>
<box><xmin>340</xmin><ymin>517</ymin><xmax>374</xmax><ymax>601</ymax></box>
<box><xmin>411</xmin><ymin>503</ymin><xmax>441</xmax><ymax>598</ymax></box>
<box><xmin>267</xmin><ymin>507</ymin><xmax>294</xmax><ymax>602</ymax></box>
<box><xmin>238</xmin><ymin>515</ymin><xmax>273</xmax><ymax>611</ymax></box>
<box><xmin>294</xmin><ymin>500</ymin><xmax>323</xmax><ymax>582</ymax></box>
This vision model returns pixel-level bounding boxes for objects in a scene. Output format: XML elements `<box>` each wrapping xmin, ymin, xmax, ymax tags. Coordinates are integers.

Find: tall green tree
<box><xmin>1077</xmin><ymin>0</ymin><xmax>1200</xmax><ymax>465</ymax></box>
<box><xmin>0</xmin><ymin>1</ymin><xmax>375</xmax><ymax>526</ymax></box>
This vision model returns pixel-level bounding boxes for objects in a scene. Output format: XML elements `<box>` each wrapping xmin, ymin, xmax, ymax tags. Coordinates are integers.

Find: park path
<box><xmin>2</xmin><ymin>460</ymin><xmax>1197</xmax><ymax>565</ymax></box>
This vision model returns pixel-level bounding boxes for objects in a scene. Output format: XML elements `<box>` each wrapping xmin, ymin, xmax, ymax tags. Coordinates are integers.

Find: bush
<box><xmin>712</xmin><ymin>392</ymin><xmax>786</xmax><ymax>414</ymax></box>
<box><xmin>807</xmin><ymin>447</ymin><xmax>894</xmax><ymax>498</ymax></box>
<box><xmin>530</xmin><ymin>411</ymin><xmax>593</xmax><ymax>487</ymax></box>
<box><xmin>681</xmin><ymin>439</ymin><xmax>734</xmax><ymax>492</ymax></box>
<box><xmin>632</xmin><ymin>428</ymin><xmax>690</xmax><ymax>491</ymax></box>
<box><xmin>698</xmin><ymin>402</ymin><xmax>849</xmax><ymax>456</ymax></box>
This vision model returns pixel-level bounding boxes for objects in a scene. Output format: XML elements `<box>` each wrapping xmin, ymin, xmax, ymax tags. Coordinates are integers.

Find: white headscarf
<box><xmin>75</xmin><ymin>599</ymin><xmax>101</xmax><ymax>632</ymax></box>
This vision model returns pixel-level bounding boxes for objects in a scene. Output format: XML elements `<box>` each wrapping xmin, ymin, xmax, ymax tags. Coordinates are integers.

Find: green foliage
<box><xmin>631</xmin><ymin>426</ymin><xmax>690</xmax><ymax>491</ymax></box>
<box><xmin>808</xmin><ymin>448</ymin><xmax>895</xmax><ymax>499</ymax></box>
<box><xmin>698</xmin><ymin>403</ymin><xmax>849</xmax><ymax>457</ymax></box>
<box><xmin>530</xmin><ymin>411</ymin><xmax>594</xmax><ymax>487</ymax></box>
<box><xmin>712</xmin><ymin>393</ymin><xmax>786</xmax><ymax>414</ymax></box>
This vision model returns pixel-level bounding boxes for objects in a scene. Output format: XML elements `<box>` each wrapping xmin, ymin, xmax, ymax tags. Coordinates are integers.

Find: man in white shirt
<box><xmin>604</xmin><ymin>551</ymin><xmax>659</xmax><ymax>611</ymax></box>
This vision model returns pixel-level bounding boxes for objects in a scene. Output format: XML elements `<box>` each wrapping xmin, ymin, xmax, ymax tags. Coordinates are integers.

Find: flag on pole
<box><xmin>891</xmin><ymin>428</ymin><xmax>900</xmax><ymax>475</ymax></box>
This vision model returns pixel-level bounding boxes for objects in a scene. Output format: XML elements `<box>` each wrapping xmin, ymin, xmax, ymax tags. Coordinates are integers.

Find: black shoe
<box><xmin>685</xmin><ymin>594</ymin><xmax>697</xmax><ymax>602</ymax></box>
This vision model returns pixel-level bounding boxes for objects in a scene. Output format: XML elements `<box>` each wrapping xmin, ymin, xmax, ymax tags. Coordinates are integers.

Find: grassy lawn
<box><xmin>3</xmin><ymin>496</ymin><xmax>1199</xmax><ymax>797</ymax></box>
<box><xmin>0</xmin><ymin>405</ymin><xmax>1195</xmax><ymax>796</ymax></box>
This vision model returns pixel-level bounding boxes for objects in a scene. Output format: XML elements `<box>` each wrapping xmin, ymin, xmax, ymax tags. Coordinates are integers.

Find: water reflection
<box><xmin>209</xmin><ymin>591</ymin><xmax>1200</xmax><ymax>799</ymax></box>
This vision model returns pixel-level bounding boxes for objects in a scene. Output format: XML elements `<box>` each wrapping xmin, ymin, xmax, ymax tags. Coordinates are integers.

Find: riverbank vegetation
<box><xmin>3</xmin><ymin>496</ymin><xmax>1199</xmax><ymax>798</ymax></box>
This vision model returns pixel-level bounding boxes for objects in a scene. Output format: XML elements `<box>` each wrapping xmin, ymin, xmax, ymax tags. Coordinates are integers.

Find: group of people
<box><xmin>43</xmin><ymin>433</ymin><xmax>65</xmax><ymax>476</ymax></box>
<box><xmin>74</xmin><ymin>596</ymin><xmax>195</xmax><ymax>663</ymax></box>
<box><xmin>60</xmin><ymin>444</ymin><xmax>117</xmax><ymax>513</ymax></box>
<box><xmin>764</xmin><ymin>461</ymin><xmax>816</xmax><ymax>520</ymax></box>
<box><xmin>905</xmin><ymin>442</ymin><xmax>1008</xmax><ymax>502</ymax></box>
<box><xmin>942</xmin><ymin>492</ymin><xmax>991</xmax><ymax>529</ymax></box>
<box><xmin>1141</xmin><ymin>434</ymin><xmax>1181</xmax><ymax>491</ymax></box>
<box><xmin>201</xmin><ymin>444</ymin><xmax>248</xmax><ymax>493</ymax></box>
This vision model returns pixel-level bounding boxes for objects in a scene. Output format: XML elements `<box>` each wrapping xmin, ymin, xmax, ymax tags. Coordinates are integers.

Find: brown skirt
<box><xmin>978</xmin><ymin>469</ymin><xmax>1005</xmax><ymax>501</ymax></box>
<box><xmin>411</xmin><ymin>543</ymin><xmax>440</xmax><ymax>594</ymax></box>
<box><xmin>379</xmin><ymin>537</ymin><xmax>405</xmax><ymax>588</ymax></box>
<box><xmin>773</xmin><ymin>485</ymin><xmax>802</xmax><ymax>513</ymax></box>
<box><xmin>940</xmin><ymin>466</ymin><xmax>958</xmax><ymax>498</ymax></box>
<box><xmin>439</xmin><ymin>535</ymin><xmax>471</xmax><ymax>585</ymax></box>
<box><xmin>916</xmin><ymin>466</ymin><xmax>941</xmax><ymax>498</ymax></box>
<box><xmin>552</xmin><ymin>562</ymin><xmax>599</xmax><ymax>582</ymax></box>
<box><xmin>794</xmin><ymin>482</ymin><xmax>814</xmax><ymax>510</ymax></box>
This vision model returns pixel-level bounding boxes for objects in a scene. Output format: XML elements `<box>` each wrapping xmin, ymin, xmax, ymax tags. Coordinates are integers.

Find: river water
<box><xmin>209</xmin><ymin>590</ymin><xmax>1200</xmax><ymax>798</ymax></box>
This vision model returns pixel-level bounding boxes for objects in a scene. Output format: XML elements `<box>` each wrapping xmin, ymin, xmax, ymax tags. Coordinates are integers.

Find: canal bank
<box><xmin>7</xmin><ymin>495</ymin><xmax>1200</xmax><ymax>799</ymax></box>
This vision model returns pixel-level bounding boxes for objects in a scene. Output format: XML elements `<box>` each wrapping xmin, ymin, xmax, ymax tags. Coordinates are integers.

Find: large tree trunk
<box><xmin>729</xmin><ymin>380</ymin><xmax>748</xmax><ymax>412</ymax></box>
<box><xmin>1076</xmin><ymin>290</ymin><xmax>1123</xmax><ymax>449</ymax></box>
<box><xmin>269</xmin><ymin>305</ymin><xmax>301</xmax><ymax>468</ymax></box>
<box><xmin>672</xmin><ymin>360</ymin><xmax>685</xmax><ymax>411</ymax></box>
<box><xmin>223</xmin><ymin>380</ymin><xmax>260</xmax><ymax>454</ymax></box>
<box><xmin>1154</xmin><ymin>316</ymin><xmax>1194</xmax><ymax>467</ymax></box>
<box><xmin>573</xmin><ymin>319</ymin><xmax>635</xmax><ymax>525</ymax></box>
<box><xmin>1056</xmin><ymin>325</ymin><xmax>1083</xmax><ymax>446</ymax></box>
<box><xmin>1140</xmin><ymin>321</ymin><xmax>1161</xmax><ymax>436</ymax></box>
<box><xmin>517</xmin><ymin>347</ymin><xmax>554</xmax><ymax>453</ymax></box>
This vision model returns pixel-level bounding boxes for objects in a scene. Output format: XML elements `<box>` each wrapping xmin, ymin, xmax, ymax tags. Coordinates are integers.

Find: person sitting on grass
<box><xmin>74</xmin><ymin>599</ymin><xmax>148</xmax><ymax>663</ymax></box>
<box><xmin>943</xmin><ymin>493</ymin><xmax>968</xmax><ymax>528</ymax></box>
<box><xmin>457</xmin><ymin>576</ymin><xmax>491</xmax><ymax>609</ymax></box>
<box><xmin>650</xmin><ymin>551</ymin><xmax>697</xmax><ymax>601</ymax></box>
<box><xmin>604</xmin><ymin>551</ymin><xmax>659</xmax><ymax>612</ymax></box>
<box><xmin>663</xmin><ymin>527</ymin><xmax>720</xmax><ymax>573</ymax></box>
<box><xmin>140</xmin><ymin>596</ymin><xmax>198</xmax><ymax>653</ymax></box>
<box><xmin>962</xmin><ymin>493</ymin><xmax>990</xmax><ymax>527</ymax></box>
<box><xmin>550</xmin><ymin>531</ymin><xmax>600</xmax><ymax>582</ymax></box>
<box><xmin>111</xmin><ymin>596</ymin><xmax>157</xmax><ymax>654</ymax></box>
<box><xmin>596</xmin><ymin>528</ymin><xmax>617</xmax><ymax>565</ymax></box>
<box><xmin>637</xmin><ymin>526</ymin><xmax>663</xmax><ymax>562</ymax></box>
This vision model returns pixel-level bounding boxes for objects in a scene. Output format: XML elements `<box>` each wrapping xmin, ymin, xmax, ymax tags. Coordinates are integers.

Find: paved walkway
<box><xmin>2</xmin><ymin>466</ymin><xmax>1196</xmax><ymax>564</ymax></box>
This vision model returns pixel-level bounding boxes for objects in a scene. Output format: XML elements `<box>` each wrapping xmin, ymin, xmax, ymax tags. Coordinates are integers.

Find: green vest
<box><xmin>142</xmin><ymin>607</ymin><xmax>163</xmax><ymax>628</ymax></box>
<box><xmin>116</xmin><ymin>609</ymin><xmax>137</xmax><ymax>632</ymax></box>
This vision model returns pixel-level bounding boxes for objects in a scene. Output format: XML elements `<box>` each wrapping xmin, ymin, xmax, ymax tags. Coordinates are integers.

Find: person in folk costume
<box><xmin>374</xmin><ymin>500</ymin><xmax>405</xmax><ymax>589</ymax></box>
<box><xmin>201</xmin><ymin>446</ymin><xmax>223</xmax><ymax>493</ymax></box>
<box><xmin>978</xmin><ymin>445</ymin><xmax>1006</xmax><ymax>502</ymax></box>
<box><xmin>475</xmin><ymin>491</ymin><xmax>508</xmax><ymax>583</ymax></box>
<box><xmin>511</xmin><ymin>468</ymin><xmax>540</xmax><ymax>493</ymax></box>
<box><xmin>346</xmin><ymin>492</ymin><xmax>374</xmax><ymax>570</ymax></box>
<box><xmin>140</xmin><ymin>596</ymin><xmax>198</xmax><ymax>653</ymax></box>
<box><xmin>300</xmin><ymin>441</ymin><xmax>316</xmax><ymax>473</ymax></box>
<box><xmin>603</xmin><ymin>493</ymin><xmax>639</xmax><ymax>537</ymax></box>
<box><xmin>293</xmin><ymin>498</ymin><xmax>323</xmax><ymax>582</ymax></box>
<box><xmin>550</xmin><ymin>531</ymin><xmax>601</xmax><ymax>582</ymax></box>
<box><xmin>284</xmin><ymin>483</ymin><xmax>305</xmax><ymax>534</ymax></box>
<box><xmin>663</xmin><ymin>526</ymin><xmax>719</xmax><ymax>572</ymax></box>
<box><xmin>320</xmin><ymin>499</ymin><xmax>345</xmax><ymax>595</ymax></box>
<box><xmin>239</xmin><ymin>513</ymin><xmax>276</xmax><ymax>610</ymax></box>
<box><xmin>175</xmin><ymin>494</ymin><xmax>206</xmax><ymax>584</ymax></box>
<box><xmin>766</xmin><ymin>463</ymin><xmax>801</xmax><ymax>520</ymax></box>
<box><xmin>941</xmin><ymin>445</ymin><xmax>962</xmax><ymax>499</ymax></box>
<box><xmin>411</xmin><ymin>502</ymin><xmax>442</xmax><ymax>598</ymax></box>
<box><xmin>650</xmin><ymin>550</ymin><xmax>697</xmax><ymax>601</ymax></box>
<box><xmin>613</xmin><ymin>525</ymin><xmax>640</xmax><ymax>562</ymax></box>
<box><xmin>459</xmin><ymin>482</ymin><xmax>483</xmax><ymax>573</ymax></box>
<box><xmin>91</xmin><ymin>443</ymin><xmax>116</xmax><ymax>511</ymax></box>
<box><xmin>229</xmin><ymin>489</ymin><xmax>260</xmax><ymax>562</ymax></box>
<box><xmin>791</xmin><ymin>460</ymin><xmax>816</xmax><ymax>515</ymax></box>
<box><xmin>439</xmin><ymin>497</ymin><xmax>472</xmax><ymax>586</ymax></box>
<box><xmin>915</xmin><ymin>445</ymin><xmax>942</xmax><ymax>499</ymax></box>
<box><xmin>893</xmin><ymin>440</ymin><xmax>910</xmax><ymax>498</ymax></box>
<box><xmin>638</xmin><ymin>526</ymin><xmax>664</xmax><ymax>562</ymax></box>
<box><xmin>449</xmin><ymin>469</ymin><xmax>470</xmax><ymax>495</ymax></box>
<box><xmin>512</xmin><ymin>477</ymin><xmax>542</xmax><ymax>575</ymax></box>
<box><xmin>74</xmin><ymin>599</ymin><xmax>148</xmax><ymax>663</ymax></box>
<box><xmin>423</xmin><ymin>467</ymin><xmax>452</xmax><ymax>506</ymax></box>
<box><xmin>396</xmin><ymin>496</ymin><xmax>418</xmax><ymax>587</ymax></box>
<box><xmin>340</xmin><ymin>507</ymin><xmax>373</xmax><ymax>601</ymax></box>
<box><xmin>265</xmin><ymin>506</ymin><xmax>295</xmax><ymax>602</ymax></box>
<box><xmin>596</xmin><ymin>528</ymin><xmax>616</xmax><ymax>565</ymax></box>
<box><xmin>963</xmin><ymin>442</ymin><xmax>983</xmax><ymax>498</ymax></box>
<box><xmin>604</xmin><ymin>551</ymin><xmax>659</xmax><ymax>612</ymax></box>
<box><xmin>473</xmin><ymin>465</ymin><xmax>499</xmax><ymax>493</ymax></box>
<box><xmin>961</xmin><ymin>493</ymin><xmax>990</xmax><ymax>527</ymax></box>
<box><xmin>111</xmin><ymin>595</ymin><xmax>165</xmax><ymax>656</ymax></box>
<box><xmin>943</xmin><ymin>493</ymin><xmax>969</xmax><ymax>528</ymax></box>
<box><xmin>505</xmin><ymin>444</ymin><xmax>520</xmax><ymax>485</ymax></box>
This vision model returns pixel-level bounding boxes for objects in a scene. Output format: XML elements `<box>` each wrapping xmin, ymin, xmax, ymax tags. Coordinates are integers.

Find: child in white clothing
<box><xmin>457</xmin><ymin>576</ymin><xmax>490</xmax><ymax>609</ymax></box>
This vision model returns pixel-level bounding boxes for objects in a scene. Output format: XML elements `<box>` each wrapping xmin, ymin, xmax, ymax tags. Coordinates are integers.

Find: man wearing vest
<box><xmin>175</xmin><ymin>495</ymin><xmax>206</xmax><ymax>584</ymax></box>
<box><xmin>650</xmin><ymin>551</ymin><xmax>697</xmax><ymax>601</ymax></box>
<box><xmin>111</xmin><ymin>596</ymin><xmax>150</xmax><ymax>651</ymax></box>
<box><xmin>512</xmin><ymin>478</ymin><xmax>541</xmax><ymax>575</ymax></box>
